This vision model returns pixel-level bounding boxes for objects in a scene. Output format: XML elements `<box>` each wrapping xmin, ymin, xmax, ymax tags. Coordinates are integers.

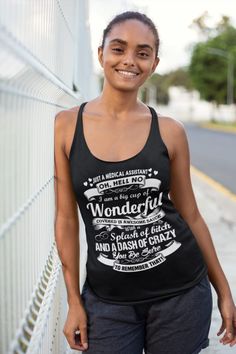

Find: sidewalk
<box><xmin>191</xmin><ymin>167</ymin><xmax>236</xmax><ymax>353</ymax></box>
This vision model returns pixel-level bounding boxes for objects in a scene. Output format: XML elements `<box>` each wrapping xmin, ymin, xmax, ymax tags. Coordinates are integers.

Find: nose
<box><xmin>122</xmin><ymin>51</ymin><xmax>135</xmax><ymax>66</ymax></box>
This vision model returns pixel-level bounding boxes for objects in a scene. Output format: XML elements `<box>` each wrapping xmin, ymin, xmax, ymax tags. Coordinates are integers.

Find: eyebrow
<box><xmin>109</xmin><ymin>38</ymin><xmax>153</xmax><ymax>51</ymax></box>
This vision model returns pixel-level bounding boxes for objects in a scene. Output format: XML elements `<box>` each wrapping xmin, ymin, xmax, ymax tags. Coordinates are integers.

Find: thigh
<box><xmin>81</xmin><ymin>281</ymin><xmax>145</xmax><ymax>354</ymax></box>
<box><xmin>145</xmin><ymin>275</ymin><xmax>213</xmax><ymax>354</ymax></box>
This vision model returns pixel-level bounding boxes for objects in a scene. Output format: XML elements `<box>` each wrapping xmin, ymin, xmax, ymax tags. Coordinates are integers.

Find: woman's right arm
<box><xmin>54</xmin><ymin>110</ymin><xmax>88</xmax><ymax>351</ymax></box>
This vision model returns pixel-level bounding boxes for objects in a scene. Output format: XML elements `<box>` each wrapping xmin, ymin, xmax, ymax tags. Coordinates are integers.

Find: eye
<box><xmin>112</xmin><ymin>48</ymin><xmax>123</xmax><ymax>53</ymax></box>
<box><xmin>138</xmin><ymin>52</ymin><xmax>149</xmax><ymax>58</ymax></box>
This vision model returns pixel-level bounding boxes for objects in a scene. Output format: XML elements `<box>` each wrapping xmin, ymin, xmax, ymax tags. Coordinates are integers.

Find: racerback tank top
<box><xmin>69</xmin><ymin>102</ymin><xmax>208</xmax><ymax>304</ymax></box>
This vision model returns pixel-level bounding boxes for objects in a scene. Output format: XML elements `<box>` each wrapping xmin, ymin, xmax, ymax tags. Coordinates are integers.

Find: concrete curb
<box><xmin>199</xmin><ymin>123</ymin><xmax>236</xmax><ymax>135</ymax></box>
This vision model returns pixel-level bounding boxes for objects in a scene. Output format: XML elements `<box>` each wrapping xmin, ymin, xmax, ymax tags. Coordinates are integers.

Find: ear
<box><xmin>151</xmin><ymin>56</ymin><xmax>160</xmax><ymax>74</ymax></box>
<box><xmin>98</xmin><ymin>46</ymin><xmax>104</xmax><ymax>68</ymax></box>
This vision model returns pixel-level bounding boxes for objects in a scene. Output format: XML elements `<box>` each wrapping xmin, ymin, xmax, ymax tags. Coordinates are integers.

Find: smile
<box><xmin>115</xmin><ymin>69</ymin><xmax>139</xmax><ymax>78</ymax></box>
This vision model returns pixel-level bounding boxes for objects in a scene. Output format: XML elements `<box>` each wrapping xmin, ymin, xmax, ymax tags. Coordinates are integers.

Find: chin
<box><xmin>117</xmin><ymin>85</ymin><xmax>139</xmax><ymax>92</ymax></box>
<box><xmin>111</xmin><ymin>81</ymin><xmax>141</xmax><ymax>92</ymax></box>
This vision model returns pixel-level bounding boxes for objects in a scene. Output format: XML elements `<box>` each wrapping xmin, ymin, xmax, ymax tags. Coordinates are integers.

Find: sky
<box><xmin>88</xmin><ymin>0</ymin><xmax>236</xmax><ymax>75</ymax></box>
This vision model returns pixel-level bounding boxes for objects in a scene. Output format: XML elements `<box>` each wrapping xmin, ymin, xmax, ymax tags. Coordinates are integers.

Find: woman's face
<box><xmin>98</xmin><ymin>19</ymin><xmax>160</xmax><ymax>92</ymax></box>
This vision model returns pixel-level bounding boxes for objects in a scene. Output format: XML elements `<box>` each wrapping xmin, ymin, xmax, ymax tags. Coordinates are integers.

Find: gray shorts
<box><xmin>81</xmin><ymin>275</ymin><xmax>213</xmax><ymax>354</ymax></box>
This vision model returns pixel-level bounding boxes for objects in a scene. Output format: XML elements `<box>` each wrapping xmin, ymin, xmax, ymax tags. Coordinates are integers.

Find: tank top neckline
<box><xmin>79</xmin><ymin>102</ymin><xmax>156</xmax><ymax>164</ymax></box>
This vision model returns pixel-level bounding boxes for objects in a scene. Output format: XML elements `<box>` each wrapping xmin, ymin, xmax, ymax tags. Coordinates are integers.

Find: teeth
<box><xmin>117</xmin><ymin>70</ymin><xmax>138</xmax><ymax>77</ymax></box>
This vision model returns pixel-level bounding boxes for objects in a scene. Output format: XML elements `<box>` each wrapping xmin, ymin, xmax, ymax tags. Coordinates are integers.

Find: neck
<box><xmin>98</xmin><ymin>81</ymin><xmax>140</xmax><ymax>116</ymax></box>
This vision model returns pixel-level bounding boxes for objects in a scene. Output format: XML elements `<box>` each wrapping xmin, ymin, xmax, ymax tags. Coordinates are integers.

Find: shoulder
<box><xmin>54</xmin><ymin>106</ymin><xmax>80</xmax><ymax>152</ymax></box>
<box><xmin>158</xmin><ymin>113</ymin><xmax>185</xmax><ymax>135</ymax></box>
<box><xmin>54</xmin><ymin>106</ymin><xmax>80</xmax><ymax>132</ymax></box>
<box><xmin>155</xmin><ymin>112</ymin><xmax>188</xmax><ymax>159</ymax></box>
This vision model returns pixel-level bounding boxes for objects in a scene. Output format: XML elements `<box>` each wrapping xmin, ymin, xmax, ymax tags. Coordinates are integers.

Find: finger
<box><xmin>226</xmin><ymin>309</ymin><xmax>236</xmax><ymax>346</ymax></box>
<box><xmin>66</xmin><ymin>331</ymin><xmax>86</xmax><ymax>351</ymax></box>
<box><xmin>230</xmin><ymin>337</ymin><xmax>236</xmax><ymax>347</ymax></box>
<box><xmin>79</xmin><ymin>325</ymin><xmax>88</xmax><ymax>350</ymax></box>
<box><xmin>220</xmin><ymin>317</ymin><xmax>233</xmax><ymax>344</ymax></box>
<box><xmin>217</xmin><ymin>321</ymin><xmax>225</xmax><ymax>336</ymax></box>
<box><xmin>229</xmin><ymin>319</ymin><xmax>236</xmax><ymax>346</ymax></box>
<box><xmin>233</xmin><ymin>318</ymin><xmax>236</xmax><ymax>329</ymax></box>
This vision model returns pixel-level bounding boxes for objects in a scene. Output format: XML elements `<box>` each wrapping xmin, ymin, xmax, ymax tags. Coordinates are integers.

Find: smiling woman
<box><xmin>54</xmin><ymin>10</ymin><xmax>236</xmax><ymax>354</ymax></box>
<box><xmin>98</xmin><ymin>13</ymin><xmax>159</xmax><ymax>92</ymax></box>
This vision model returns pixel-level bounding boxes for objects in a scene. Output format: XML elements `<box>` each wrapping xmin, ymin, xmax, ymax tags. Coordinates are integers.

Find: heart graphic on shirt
<box><xmin>148</xmin><ymin>168</ymin><xmax>152</xmax><ymax>171</ymax></box>
<box><xmin>88</xmin><ymin>178</ymin><xmax>92</xmax><ymax>182</ymax></box>
<box><xmin>148</xmin><ymin>174</ymin><xmax>152</xmax><ymax>177</ymax></box>
<box><xmin>83</xmin><ymin>181</ymin><xmax>88</xmax><ymax>186</ymax></box>
<box><xmin>154</xmin><ymin>170</ymin><xmax>158</xmax><ymax>175</ymax></box>
<box><xmin>90</xmin><ymin>183</ymin><xmax>93</xmax><ymax>186</ymax></box>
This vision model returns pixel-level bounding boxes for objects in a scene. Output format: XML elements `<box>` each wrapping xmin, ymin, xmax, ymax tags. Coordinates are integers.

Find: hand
<box><xmin>63</xmin><ymin>303</ymin><xmax>88</xmax><ymax>351</ymax></box>
<box><xmin>217</xmin><ymin>296</ymin><xmax>236</xmax><ymax>347</ymax></box>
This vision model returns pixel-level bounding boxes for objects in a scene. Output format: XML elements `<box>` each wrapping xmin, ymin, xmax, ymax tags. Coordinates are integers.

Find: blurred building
<box><xmin>145</xmin><ymin>85</ymin><xmax>235</xmax><ymax>122</ymax></box>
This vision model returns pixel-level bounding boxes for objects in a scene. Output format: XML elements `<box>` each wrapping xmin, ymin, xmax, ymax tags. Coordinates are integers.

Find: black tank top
<box><xmin>69</xmin><ymin>102</ymin><xmax>207</xmax><ymax>304</ymax></box>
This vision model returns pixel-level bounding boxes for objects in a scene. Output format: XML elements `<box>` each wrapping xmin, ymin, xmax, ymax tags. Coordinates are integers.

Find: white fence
<box><xmin>0</xmin><ymin>1</ymin><xmax>98</xmax><ymax>353</ymax></box>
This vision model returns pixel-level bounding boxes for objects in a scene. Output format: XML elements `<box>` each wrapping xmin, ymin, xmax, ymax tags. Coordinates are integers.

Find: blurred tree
<box><xmin>148</xmin><ymin>73</ymin><xmax>169</xmax><ymax>104</ymax></box>
<box><xmin>189</xmin><ymin>11</ymin><xmax>214</xmax><ymax>40</ymax></box>
<box><xmin>216</xmin><ymin>15</ymin><xmax>232</xmax><ymax>33</ymax></box>
<box><xmin>145</xmin><ymin>68</ymin><xmax>193</xmax><ymax>105</ymax></box>
<box><xmin>162</xmin><ymin>68</ymin><xmax>193</xmax><ymax>91</ymax></box>
<box><xmin>189</xmin><ymin>15</ymin><xmax>236</xmax><ymax>105</ymax></box>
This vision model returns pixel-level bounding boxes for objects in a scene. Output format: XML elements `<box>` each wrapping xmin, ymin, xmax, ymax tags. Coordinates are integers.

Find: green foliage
<box><xmin>189</xmin><ymin>23</ymin><xmax>236</xmax><ymax>105</ymax></box>
<box><xmin>190</xmin><ymin>12</ymin><xmax>232</xmax><ymax>40</ymax></box>
<box><xmin>160</xmin><ymin>68</ymin><xmax>193</xmax><ymax>91</ymax></box>
<box><xmin>148</xmin><ymin>73</ymin><xmax>169</xmax><ymax>104</ymax></box>
<box><xmin>146</xmin><ymin>68</ymin><xmax>193</xmax><ymax>105</ymax></box>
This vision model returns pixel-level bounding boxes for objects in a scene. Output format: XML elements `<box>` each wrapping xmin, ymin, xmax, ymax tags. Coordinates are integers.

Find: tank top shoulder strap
<box><xmin>146</xmin><ymin>105</ymin><xmax>169</xmax><ymax>157</ymax></box>
<box><xmin>147</xmin><ymin>105</ymin><xmax>162</xmax><ymax>142</ymax></box>
<box><xmin>69</xmin><ymin>101</ymin><xmax>87</xmax><ymax>160</ymax></box>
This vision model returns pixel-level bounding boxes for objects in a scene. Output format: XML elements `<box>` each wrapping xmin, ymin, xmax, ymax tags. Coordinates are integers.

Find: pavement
<box><xmin>190</xmin><ymin>166</ymin><xmax>236</xmax><ymax>353</ymax></box>
<box><xmin>77</xmin><ymin>166</ymin><xmax>236</xmax><ymax>354</ymax></box>
<box><xmin>185</xmin><ymin>123</ymin><xmax>236</xmax><ymax>195</ymax></box>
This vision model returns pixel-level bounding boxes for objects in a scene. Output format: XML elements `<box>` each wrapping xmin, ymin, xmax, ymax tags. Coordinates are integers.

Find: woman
<box><xmin>54</xmin><ymin>11</ymin><xmax>236</xmax><ymax>353</ymax></box>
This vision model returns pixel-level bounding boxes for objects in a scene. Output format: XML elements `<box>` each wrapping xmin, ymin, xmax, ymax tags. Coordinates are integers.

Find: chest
<box><xmin>82</xmin><ymin>115</ymin><xmax>153</xmax><ymax>162</ymax></box>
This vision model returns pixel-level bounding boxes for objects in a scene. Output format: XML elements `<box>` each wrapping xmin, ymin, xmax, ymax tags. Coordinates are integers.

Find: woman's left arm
<box><xmin>165</xmin><ymin>119</ymin><xmax>236</xmax><ymax>347</ymax></box>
